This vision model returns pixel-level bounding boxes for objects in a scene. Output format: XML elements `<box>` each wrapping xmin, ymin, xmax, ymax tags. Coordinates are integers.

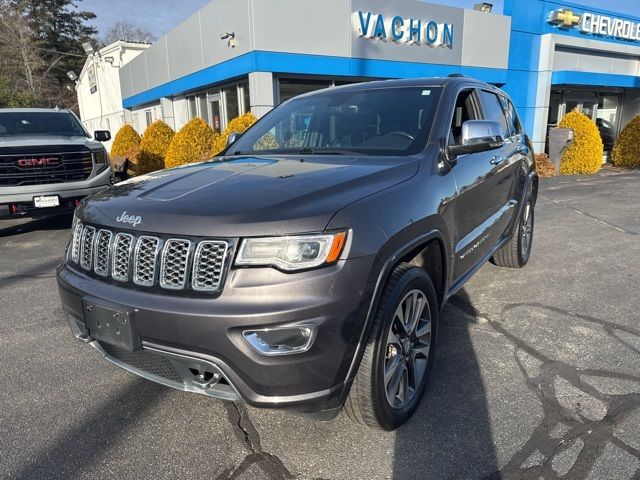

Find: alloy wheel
<box><xmin>384</xmin><ymin>289</ymin><xmax>432</xmax><ymax>409</ymax></box>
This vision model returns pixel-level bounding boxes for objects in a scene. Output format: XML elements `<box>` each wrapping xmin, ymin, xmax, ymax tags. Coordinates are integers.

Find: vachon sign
<box><xmin>352</xmin><ymin>10</ymin><xmax>454</xmax><ymax>48</ymax></box>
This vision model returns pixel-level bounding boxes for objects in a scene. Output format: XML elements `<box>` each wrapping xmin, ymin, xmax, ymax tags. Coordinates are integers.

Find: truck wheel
<box><xmin>492</xmin><ymin>195</ymin><xmax>534</xmax><ymax>268</ymax></box>
<box><xmin>344</xmin><ymin>263</ymin><xmax>438</xmax><ymax>430</ymax></box>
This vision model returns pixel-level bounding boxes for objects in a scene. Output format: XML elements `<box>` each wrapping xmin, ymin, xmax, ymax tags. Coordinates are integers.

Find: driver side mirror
<box><xmin>226</xmin><ymin>131</ymin><xmax>243</xmax><ymax>148</ymax></box>
<box><xmin>447</xmin><ymin>120</ymin><xmax>504</xmax><ymax>158</ymax></box>
<box><xmin>94</xmin><ymin>130</ymin><xmax>111</xmax><ymax>142</ymax></box>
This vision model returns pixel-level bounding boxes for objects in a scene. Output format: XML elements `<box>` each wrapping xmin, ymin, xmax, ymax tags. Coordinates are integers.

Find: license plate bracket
<box><xmin>33</xmin><ymin>195</ymin><xmax>60</xmax><ymax>208</ymax></box>
<box><xmin>82</xmin><ymin>297</ymin><xmax>140</xmax><ymax>351</ymax></box>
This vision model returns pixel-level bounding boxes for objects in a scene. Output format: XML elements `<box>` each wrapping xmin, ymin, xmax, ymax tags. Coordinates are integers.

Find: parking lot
<box><xmin>1</xmin><ymin>171</ymin><xmax>639</xmax><ymax>480</ymax></box>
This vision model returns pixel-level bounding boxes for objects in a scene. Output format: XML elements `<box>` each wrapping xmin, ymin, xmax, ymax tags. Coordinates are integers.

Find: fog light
<box><xmin>242</xmin><ymin>326</ymin><xmax>316</xmax><ymax>356</ymax></box>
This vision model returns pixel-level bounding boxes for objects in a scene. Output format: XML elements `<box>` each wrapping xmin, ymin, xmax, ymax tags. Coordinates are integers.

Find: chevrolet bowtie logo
<box><xmin>548</xmin><ymin>8</ymin><xmax>581</xmax><ymax>28</ymax></box>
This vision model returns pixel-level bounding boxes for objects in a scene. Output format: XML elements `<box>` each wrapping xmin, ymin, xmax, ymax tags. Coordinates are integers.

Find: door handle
<box><xmin>516</xmin><ymin>145</ymin><xmax>527</xmax><ymax>153</ymax></box>
<box><xmin>490</xmin><ymin>155</ymin><xmax>504</xmax><ymax>165</ymax></box>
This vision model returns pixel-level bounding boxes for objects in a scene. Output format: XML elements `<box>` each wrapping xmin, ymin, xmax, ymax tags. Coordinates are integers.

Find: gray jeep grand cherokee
<box><xmin>0</xmin><ymin>108</ymin><xmax>112</xmax><ymax>218</ymax></box>
<box><xmin>57</xmin><ymin>77</ymin><xmax>538</xmax><ymax>430</ymax></box>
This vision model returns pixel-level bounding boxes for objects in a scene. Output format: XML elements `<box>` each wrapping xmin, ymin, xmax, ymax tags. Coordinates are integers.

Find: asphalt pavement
<box><xmin>1</xmin><ymin>170</ymin><xmax>639</xmax><ymax>479</ymax></box>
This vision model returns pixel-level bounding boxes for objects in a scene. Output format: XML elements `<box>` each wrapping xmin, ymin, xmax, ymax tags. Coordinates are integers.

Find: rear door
<box><xmin>448</xmin><ymin>88</ymin><xmax>517</xmax><ymax>281</ymax></box>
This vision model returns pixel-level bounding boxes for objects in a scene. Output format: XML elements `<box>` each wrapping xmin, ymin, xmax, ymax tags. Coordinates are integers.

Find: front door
<box><xmin>448</xmin><ymin>88</ymin><xmax>519</xmax><ymax>281</ymax></box>
<box><xmin>208</xmin><ymin>93</ymin><xmax>222</xmax><ymax>133</ymax></box>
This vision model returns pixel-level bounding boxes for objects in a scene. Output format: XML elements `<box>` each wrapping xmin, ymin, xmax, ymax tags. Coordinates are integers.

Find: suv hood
<box><xmin>78</xmin><ymin>155</ymin><xmax>418</xmax><ymax>237</ymax></box>
<box><xmin>0</xmin><ymin>134</ymin><xmax>102</xmax><ymax>150</ymax></box>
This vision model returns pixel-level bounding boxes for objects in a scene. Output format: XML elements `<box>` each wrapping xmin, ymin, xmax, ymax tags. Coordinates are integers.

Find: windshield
<box><xmin>0</xmin><ymin>112</ymin><xmax>88</xmax><ymax>137</ymax></box>
<box><xmin>231</xmin><ymin>86</ymin><xmax>442</xmax><ymax>156</ymax></box>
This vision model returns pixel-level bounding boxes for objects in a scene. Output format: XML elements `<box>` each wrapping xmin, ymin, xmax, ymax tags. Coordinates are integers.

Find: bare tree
<box><xmin>0</xmin><ymin>1</ymin><xmax>45</xmax><ymax>104</ymax></box>
<box><xmin>101</xmin><ymin>21</ymin><xmax>156</xmax><ymax>46</ymax></box>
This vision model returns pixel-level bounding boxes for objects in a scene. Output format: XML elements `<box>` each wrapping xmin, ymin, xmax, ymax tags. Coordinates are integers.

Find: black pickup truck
<box><xmin>57</xmin><ymin>77</ymin><xmax>537</xmax><ymax>430</ymax></box>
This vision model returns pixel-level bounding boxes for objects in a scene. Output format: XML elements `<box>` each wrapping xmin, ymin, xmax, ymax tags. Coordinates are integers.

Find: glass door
<box><xmin>595</xmin><ymin>93</ymin><xmax>621</xmax><ymax>153</ymax></box>
<box><xmin>207</xmin><ymin>93</ymin><xmax>222</xmax><ymax>133</ymax></box>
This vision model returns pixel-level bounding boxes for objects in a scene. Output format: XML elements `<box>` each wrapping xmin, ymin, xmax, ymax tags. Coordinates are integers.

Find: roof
<box><xmin>293</xmin><ymin>76</ymin><xmax>494</xmax><ymax>99</ymax></box>
<box><xmin>0</xmin><ymin>108</ymin><xmax>71</xmax><ymax>114</ymax></box>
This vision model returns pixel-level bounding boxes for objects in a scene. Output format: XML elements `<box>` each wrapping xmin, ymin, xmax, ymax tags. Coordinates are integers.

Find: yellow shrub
<box><xmin>110</xmin><ymin>124</ymin><xmax>140</xmax><ymax>158</ymax></box>
<box><xmin>557</xmin><ymin>110</ymin><xmax>603</xmax><ymax>175</ymax></box>
<box><xmin>165</xmin><ymin>118</ymin><xmax>221</xmax><ymax>168</ymax></box>
<box><xmin>110</xmin><ymin>125</ymin><xmax>141</xmax><ymax>176</ymax></box>
<box><xmin>137</xmin><ymin>120</ymin><xmax>175</xmax><ymax>174</ymax></box>
<box><xmin>212</xmin><ymin>112</ymin><xmax>258</xmax><ymax>155</ymax></box>
<box><xmin>612</xmin><ymin>114</ymin><xmax>640</xmax><ymax>168</ymax></box>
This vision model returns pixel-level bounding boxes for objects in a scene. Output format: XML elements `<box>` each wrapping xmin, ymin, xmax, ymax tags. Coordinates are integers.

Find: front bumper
<box><xmin>57</xmin><ymin>255</ymin><xmax>375</xmax><ymax>413</ymax></box>
<box><xmin>0</xmin><ymin>167</ymin><xmax>111</xmax><ymax>218</ymax></box>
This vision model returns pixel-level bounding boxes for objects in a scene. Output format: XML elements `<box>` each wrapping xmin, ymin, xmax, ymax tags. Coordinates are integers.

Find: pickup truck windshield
<box><xmin>231</xmin><ymin>87</ymin><xmax>442</xmax><ymax>156</ymax></box>
<box><xmin>0</xmin><ymin>112</ymin><xmax>88</xmax><ymax>137</ymax></box>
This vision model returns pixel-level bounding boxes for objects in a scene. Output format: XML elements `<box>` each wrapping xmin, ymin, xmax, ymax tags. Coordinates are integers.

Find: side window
<box><xmin>479</xmin><ymin>90</ymin><xmax>509</xmax><ymax>138</ymax></box>
<box><xmin>499</xmin><ymin>96</ymin><xmax>522</xmax><ymax>137</ymax></box>
<box><xmin>449</xmin><ymin>89</ymin><xmax>481</xmax><ymax>145</ymax></box>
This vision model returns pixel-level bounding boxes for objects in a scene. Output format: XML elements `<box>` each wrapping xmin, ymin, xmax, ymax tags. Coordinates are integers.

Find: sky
<box><xmin>81</xmin><ymin>0</ymin><xmax>640</xmax><ymax>40</ymax></box>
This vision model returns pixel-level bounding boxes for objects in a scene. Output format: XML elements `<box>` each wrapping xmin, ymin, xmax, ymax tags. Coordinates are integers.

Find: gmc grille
<box><xmin>0</xmin><ymin>150</ymin><xmax>94</xmax><ymax>186</ymax></box>
<box><xmin>71</xmin><ymin>223</ymin><xmax>229</xmax><ymax>293</ymax></box>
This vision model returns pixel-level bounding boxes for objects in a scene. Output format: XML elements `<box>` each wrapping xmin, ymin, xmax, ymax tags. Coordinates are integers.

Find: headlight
<box><xmin>235</xmin><ymin>231</ymin><xmax>348</xmax><ymax>271</ymax></box>
<box><xmin>93</xmin><ymin>150</ymin><xmax>109</xmax><ymax>169</ymax></box>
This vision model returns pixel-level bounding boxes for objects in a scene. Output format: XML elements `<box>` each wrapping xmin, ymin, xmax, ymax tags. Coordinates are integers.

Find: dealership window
<box><xmin>145</xmin><ymin>109</ymin><xmax>153</xmax><ymax>128</ymax></box>
<box><xmin>185</xmin><ymin>80</ymin><xmax>250</xmax><ymax>131</ymax></box>
<box><xmin>223</xmin><ymin>85</ymin><xmax>239</xmax><ymax>122</ymax></box>
<box><xmin>279</xmin><ymin>79</ymin><xmax>333</xmax><ymax>103</ymax></box>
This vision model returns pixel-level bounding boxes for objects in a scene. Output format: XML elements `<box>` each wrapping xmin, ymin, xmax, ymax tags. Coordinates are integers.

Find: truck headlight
<box><xmin>235</xmin><ymin>231</ymin><xmax>348</xmax><ymax>271</ymax></box>
<box><xmin>93</xmin><ymin>150</ymin><xmax>109</xmax><ymax>171</ymax></box>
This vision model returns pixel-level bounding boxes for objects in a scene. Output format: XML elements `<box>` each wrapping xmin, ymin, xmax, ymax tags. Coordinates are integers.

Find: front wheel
<box><xmin>343</xmin><ymin>263</ymin><xmax>438</xmax><ymax>430</ymax></box>
<box><xmin>492</xmin><ymin>195</ymin><xmax>534</xmax><ymax>268</ymax></box>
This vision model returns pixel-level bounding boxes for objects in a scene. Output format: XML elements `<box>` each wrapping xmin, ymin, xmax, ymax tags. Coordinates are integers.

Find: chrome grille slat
<box><xmin>160</xmin><ymin>239</ymin><xmax>191</xmax><ymax>290</ymax></box>
<box><xmin>192</xmin><ymin>241</ymin><xmax>228</xmax><ymax>292</ymax></box>
<box><xmin>71</xmin><ymin>220</ymin><xmax>83</xmax><ymax>263</ymax></box>
<box><xmin>133</xmin><ymin>236</ymin><xmax>160</xmax><ymax>286</ymax></box>
<box><xmin>80</xmin><ymin>226</ymin><xmax>96</xmax><ymax>270</ymax></box>
<box><xmin>111</xmin><ymin>233</ymin><xmax>134</xmax><ymax>282</ymax></box>
<box><xmin>70</xmin><ymin>225</ymin><xmax>228</xmax><ymax>293</ymax></box>
<box><xmin>93</xmin><ymin>229</ymin><xmax>113</xmax><ymax>277</ymax></box>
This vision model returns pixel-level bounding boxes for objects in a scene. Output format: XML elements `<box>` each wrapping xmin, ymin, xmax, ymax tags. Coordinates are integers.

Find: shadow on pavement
<box><xmin>393</xmin><ymin>289</ymin><xmax>498</xmax><ymax>479</ymax></box>
<box><xmin>11</xmin><ymin>379</ymin><xmax>167</xmax><ymax>480</ymax></box>
<box><xmin>0</xmin><ymin>214</ymin><xmax>73</xmax><ymax>237</ymax></box>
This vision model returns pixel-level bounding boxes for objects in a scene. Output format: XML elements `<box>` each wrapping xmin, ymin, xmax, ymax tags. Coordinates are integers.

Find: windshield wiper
<box><xmin>296</xmin><ymin>148</ymin><xmax>365</xmax><ymax>156</ymax></box>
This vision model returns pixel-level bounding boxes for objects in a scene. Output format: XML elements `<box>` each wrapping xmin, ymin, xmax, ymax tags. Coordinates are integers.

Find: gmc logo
<box><xmin>16</xmin><ymin>157</ymin><xmax>60</xmax><ymax>167</ymax></box>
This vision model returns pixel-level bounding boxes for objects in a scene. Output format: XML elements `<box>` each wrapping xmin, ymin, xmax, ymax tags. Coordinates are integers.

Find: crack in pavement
<box><xmin>448</xmin><ymin>299</ymin><xmax>640</xmax><ymax>479</ymax></box>
<box><xmin>540</xmin><ymin>194</ymin><xmax>639</xmax><ymax>236</ymax></box>
<box><xmin>217</xmin><ymin>402</ymin><xmax>295</xmax><ymax>480</ymax></box>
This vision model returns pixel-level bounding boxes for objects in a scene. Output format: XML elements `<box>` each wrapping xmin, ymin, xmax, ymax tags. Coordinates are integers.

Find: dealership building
<box><xmin>117</xmin><ymin>0</ymin><xmax>640</xmax><ymax>154</ymax></box>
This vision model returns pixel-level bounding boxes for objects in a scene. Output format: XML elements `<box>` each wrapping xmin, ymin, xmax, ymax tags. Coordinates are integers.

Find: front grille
<box><xmin>192</xmin><ymin>241</ymin><xmax>229</xmax><ymax>292</ymax></box>
<box><xmin>80</xmin><ymin>226</ymin><xmax>96</xmax><ymax>270</ymax></box>
<box><xmin>71</xmin><ymin>224</ymin><xmax>230</xmax><ymax>293</ymax></box>
<box><xmin>0</xmin><ymin>149</ymin><xmax>94</xmax><ymax>186</ymax></box>
<box><xmin>160</xmin><ymin>239</ymin><xmax>191</xmax><ymax>290</ymax></box>
<box><xmin>134</xmin><ymin>236</ymin><xmax>160</xmax><ymax>286</ymax></box>
<box><xmin>93</xmin><ymin>230</ymin><xmax>113</xmax><ymax>277</ymax></box>
<box><xmin>111</xmin><ymin>233</ymin><xmax>134</xmax><ymax>282</ymax></box>
<box><xmin>99</xmin><ymin>342</ymin><xmax>183</xmax><ymax>384</ymax></box>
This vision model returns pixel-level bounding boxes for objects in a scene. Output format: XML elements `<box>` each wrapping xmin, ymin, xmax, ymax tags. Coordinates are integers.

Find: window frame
<box><xmin>446</xmin><ymin>87</ymin><xmax>483</xmax><ymax>148</ymax></box>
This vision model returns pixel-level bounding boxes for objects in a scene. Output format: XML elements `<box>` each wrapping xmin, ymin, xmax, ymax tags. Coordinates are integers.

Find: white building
<box><xmin>76</xmin><ymin>41</ymin><xmax>150</xmax><ymax>150</ymax></box>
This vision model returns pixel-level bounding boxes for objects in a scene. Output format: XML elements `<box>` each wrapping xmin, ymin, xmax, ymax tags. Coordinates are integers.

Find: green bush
<box><xmin>557</xmin><ymin>110</ymin><xmax>603</xmax><ymax>175</ymax></box>
<box><xmin>136</xmin><ymin>120</ymin><xmax>174</xmax><ymax>174</ymax></box>
<box><xmin>165</xmin><ymin>118</ymin><xmax>220</xmax><ymax>168</ymax></box>
<box><xmin>612</xmin><ymin>114</ymin><xmax>640</xmax><ymax>168</ymax></box>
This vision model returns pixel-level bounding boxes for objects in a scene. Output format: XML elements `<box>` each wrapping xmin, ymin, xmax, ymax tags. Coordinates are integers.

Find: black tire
<box><xmin>343</xmin><ymin>263</ymin><xmax>438</xmax><ymax>430</ymax></box>
<box><xmin>492</xmin><ymin>195</ymin><xmax>534</xmax><ymax>268</ymax></box>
